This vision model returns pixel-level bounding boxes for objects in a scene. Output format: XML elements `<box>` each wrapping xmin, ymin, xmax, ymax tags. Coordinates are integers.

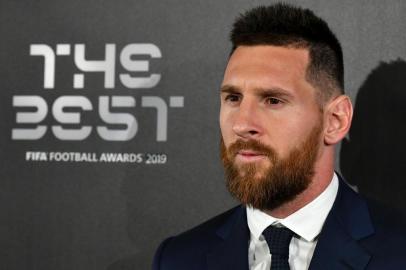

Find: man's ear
<box><xmin>324</xmin><ymin>95</ymin><xmax>353</xmax><ymax>145</ymax></box>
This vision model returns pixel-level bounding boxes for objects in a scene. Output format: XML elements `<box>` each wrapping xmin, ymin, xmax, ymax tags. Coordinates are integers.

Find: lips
<box><xmin>236</xmin><ymin>150</ymin><xmax>267</xmax><ymax>162</ymax></box>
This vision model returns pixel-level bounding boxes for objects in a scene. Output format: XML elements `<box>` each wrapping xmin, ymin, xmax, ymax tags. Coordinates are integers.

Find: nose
<box><xmin>232</xmin><ymin>99</ymin><xmax>261</xmax><ymax>139</ymax></box>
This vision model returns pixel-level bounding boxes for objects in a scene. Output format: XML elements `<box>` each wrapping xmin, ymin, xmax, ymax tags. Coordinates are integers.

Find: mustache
<box><xmin>226</xmin><ymin>139</ymin><xmax>277</xmax><ymax>160</ymax></box>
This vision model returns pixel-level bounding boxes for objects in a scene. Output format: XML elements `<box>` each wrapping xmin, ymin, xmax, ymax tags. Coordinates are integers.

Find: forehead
<box><xmin>222</xmin><ymin>45</ymin><xmax>311</xmax><ymax>92</ymax></box>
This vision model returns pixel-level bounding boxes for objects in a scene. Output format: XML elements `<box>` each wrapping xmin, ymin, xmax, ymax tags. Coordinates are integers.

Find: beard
<box><xmin>221</xmin><ymin>122</ymin><xmax>323</xmax><ymax>211</ymax></box>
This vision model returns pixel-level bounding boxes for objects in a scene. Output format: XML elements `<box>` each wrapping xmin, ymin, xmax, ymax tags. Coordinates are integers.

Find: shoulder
<box><xmin>336</xmin><ymin>176</ymin><xmax>406</xmax><ymax>233</ymax></box>
<box><xmin>360</xmin><ymin>199</ymin><xmax>406</xmax><ymax>267</ymax></box>
<box><xmin>338</xmin><ymin>179</ymin><xmax>406</xmax><ymax>240</ymax></box>
<box><xmin>152</xmin><ymin>205</ymin><xmax>243</xmax><ymax>270</ymax></box>
<box><xmin>364</xmin><ymin>199</ymin><xmax>406</xmax><ymax>241</ymax></box>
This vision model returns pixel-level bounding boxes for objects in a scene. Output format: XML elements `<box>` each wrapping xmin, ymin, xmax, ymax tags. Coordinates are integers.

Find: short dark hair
<box><xmin>230</xmin><ymin>3</ymin><xmax>344</xmax><ymax>103</ymax></box>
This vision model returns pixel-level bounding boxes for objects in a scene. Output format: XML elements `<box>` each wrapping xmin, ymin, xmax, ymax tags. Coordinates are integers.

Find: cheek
<box><xmin>219</xmin><ymin>109</ymin><xmax>232</xmax><ymax>138</ymax></box>
<box><xmin>263</xmin><ymin>116</ymin><xmax>310</xmax><ymax>155</ymax></box>
<box><xmin>277</xmin><ymin>119</ymin><xmax>321</xmax><ymax>154</ymax></box>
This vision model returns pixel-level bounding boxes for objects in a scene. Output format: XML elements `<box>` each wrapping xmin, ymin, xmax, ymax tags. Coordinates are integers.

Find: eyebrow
<box><xmin>220</xmin><ymin>85</ymin><xmax>240</xmax><ymax>94</ymax></box>
<box><xmin>220</xmin><ymin>85</ymin><xmax>294</xmax><ymax>100</ymax></box>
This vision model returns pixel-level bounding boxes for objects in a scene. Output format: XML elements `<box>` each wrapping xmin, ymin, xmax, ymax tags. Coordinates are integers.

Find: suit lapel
<box><xmin>207</xmin><ymin>205</ymin><xmax>249</xmax><ymax>270</ymax></box>
<box><xmin>309</xmin><ymin>176</ymin><xmax>374</xmax><ymax>270</ymax></box>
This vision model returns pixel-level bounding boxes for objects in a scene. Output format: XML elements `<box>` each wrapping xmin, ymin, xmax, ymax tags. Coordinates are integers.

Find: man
<box><xmin>153</xmin><ymin>3</ymin><xmax>406</xmax><ymax>270</ymax></box>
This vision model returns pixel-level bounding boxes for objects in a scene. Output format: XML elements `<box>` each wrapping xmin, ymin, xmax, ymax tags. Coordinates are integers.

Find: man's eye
<box><xmin>267</xmin><ymin>97</ymin><xmax>282</xmax><ymax>105</ymax></box>
<box><xmin>225</xmin><ymin>94</ymin><xmax>240</xmax><ymax>102</ymax></box>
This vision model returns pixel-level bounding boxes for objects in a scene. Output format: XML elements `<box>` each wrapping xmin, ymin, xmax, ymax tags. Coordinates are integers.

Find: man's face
<box><xmin>219</xmin><ymin>45</ymin><xmax>324</xmax><ymax>210</ymax></box>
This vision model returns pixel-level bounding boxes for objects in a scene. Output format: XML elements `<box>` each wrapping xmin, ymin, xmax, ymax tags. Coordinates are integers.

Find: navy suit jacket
<box><xmin>153</xmin><ymin>178</ymin><xmax>406</xmax><ymax>269</ymax></box>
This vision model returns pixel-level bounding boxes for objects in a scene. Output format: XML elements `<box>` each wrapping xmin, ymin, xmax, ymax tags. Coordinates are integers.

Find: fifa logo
<box><xmin>12</xmin><ymin>44</ymin><xmax>184</xmax><ymax>141</ymax></box>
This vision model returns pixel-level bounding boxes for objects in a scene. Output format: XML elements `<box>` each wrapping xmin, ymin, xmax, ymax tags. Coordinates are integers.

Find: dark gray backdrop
<box><xmin>1</xmin><ymin>1</ymin><xmax>406</xmax><ymax>269</ymax></box>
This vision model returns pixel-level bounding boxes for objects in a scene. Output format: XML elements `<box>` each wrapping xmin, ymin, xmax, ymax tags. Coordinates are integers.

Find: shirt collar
<box><xmin>247</xmin><ymin>173</ymin><xmax>339</xmax><ymax>242</ymax></box>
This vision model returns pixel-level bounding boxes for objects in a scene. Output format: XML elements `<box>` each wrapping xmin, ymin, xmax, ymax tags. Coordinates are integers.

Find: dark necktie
<box><xmin>262</xmin><ymin>225</ymin><xmax>294</xmax><ymax>270</ymax></box>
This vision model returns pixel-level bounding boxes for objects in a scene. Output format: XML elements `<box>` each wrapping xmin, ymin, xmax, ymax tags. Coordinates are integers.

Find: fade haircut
<box><xmin>230</xmin><ymin>3</ymin><xmax>344</xmax><ymax>104</ymax></box>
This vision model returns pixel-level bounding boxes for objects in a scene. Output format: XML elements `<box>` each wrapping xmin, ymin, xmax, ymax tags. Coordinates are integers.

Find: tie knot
<box><xmin>262</xmin><ymin>225</ymin><xmax>294</xmax><ymax>256</ymax></box>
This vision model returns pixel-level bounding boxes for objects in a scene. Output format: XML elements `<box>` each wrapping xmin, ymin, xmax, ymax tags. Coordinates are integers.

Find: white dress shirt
<box><xmin>247</xmin><ymin>173</ymin><xmax>339</xmax><ymax>270</ymax></box>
